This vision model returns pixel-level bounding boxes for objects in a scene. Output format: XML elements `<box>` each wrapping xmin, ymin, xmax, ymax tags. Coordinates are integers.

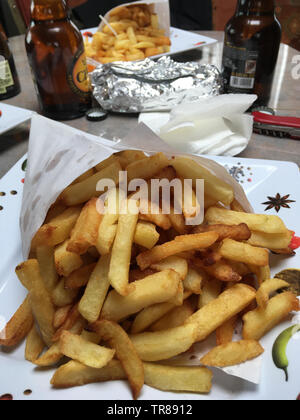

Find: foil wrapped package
<box><xmin>91</xmin><ymin>56</ymin><xmax>223</xmax><ymax>113</ymax></box>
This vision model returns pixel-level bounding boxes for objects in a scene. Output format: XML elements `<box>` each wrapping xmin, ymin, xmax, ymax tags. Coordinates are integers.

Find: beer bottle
<box><xmin>222</xmin><ymin>0</ymin><xmax>282</xmax><ymax>107</ymax></box>
<box><xmin>25</xmin><ymin>0</ymin><xmax>91</xmax><ymax>120</ymax></box>
<box><xmin>0</xmin><ymin>24</ymin><xmax>21</xmax><ymax>100</ymax></box>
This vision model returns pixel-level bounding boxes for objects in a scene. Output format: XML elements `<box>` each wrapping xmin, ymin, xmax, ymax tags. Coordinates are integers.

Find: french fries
<box><xmin>102</xmin><ymin>270</ymin><xmax>182</xmax><ymax>322</ymax></box>
<box><xmin>3</xmin><ymin>151</ymin><xmax>298</xmax><ymax>399</ymax></box>
<box><xmin>92</xmin><ymin>320</ymin><xmax>144</xmax><ymax>400</ymax></box>
<box><xmin>200</xmin><ymin>340</ymin><xmax>264</xmax><ymax>368</ymax></box>
<box><xmin>84</xmin><ymin>5</ymin><xmax>171</xmax><ymax>64</ymax></box>
<box><xmin>59</xmin><ymin>331</ymin><xmax>115</xmax><ymax>369</ymax></box>
<box><xmin>243</xmin><ymin>292</ymin><xmax>300</xmax><ymax>341</ymax></box>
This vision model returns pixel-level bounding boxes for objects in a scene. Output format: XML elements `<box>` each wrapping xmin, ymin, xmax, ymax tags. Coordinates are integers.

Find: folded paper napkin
<box><xmin>139</xmin><ymin>94</ymin><xmax>257</xmax><ymax>157</ymax></box>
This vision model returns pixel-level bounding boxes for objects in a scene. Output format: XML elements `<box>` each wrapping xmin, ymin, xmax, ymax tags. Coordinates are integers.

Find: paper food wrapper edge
<box><xmin>20</xmin><ymin>113</ymin><xmax>257</xmax><ymax>385</ymax></box>
<box><xmin>98</xmin><ymin>0</ymin><xmax>171</xmax><ymax>37</ymax></box>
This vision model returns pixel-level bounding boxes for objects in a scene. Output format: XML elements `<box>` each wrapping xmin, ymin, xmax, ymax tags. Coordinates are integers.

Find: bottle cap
<box><xmin>86</xmin><ymin>108</ymin><xmax>108</xmax><ymax>121</ymax></box>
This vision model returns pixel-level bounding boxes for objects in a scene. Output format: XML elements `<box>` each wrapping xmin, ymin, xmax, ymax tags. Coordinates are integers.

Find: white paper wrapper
<box><xmin>21</xmin><ymin>114</ymin><xmax>259</xmax><ymax>385</ymax></box>
<box><xmin>98</xmin><ymin>0</ymin><xmax>171</xmax><ymax>37</ymax></box>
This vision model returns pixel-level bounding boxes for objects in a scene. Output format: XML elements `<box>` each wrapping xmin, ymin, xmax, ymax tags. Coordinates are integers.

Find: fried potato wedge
<box><xmin>137</xmin><ymin>232</ymin><xmax>219</xmax><ymax>270</ymax></box>
<box><xmin>79</xmin><ymin>255</ymin><xmax>111</xmax><ymax>323</ymax></box>
<box><xmin>25</xmin><ymin>324</ymin><xmax>45</xmax><ymax>362</ymax></box>
<box><xmin>51</xmin><ymin>359</ymin><xmax>127</xmax><ymax>388</ymax></box>
<box><xmin>219</xmin><ymin>239</ymin><xmax>269</xmax><ymax>267</ymax></box>
<box><xmin>193</xmin><ymin>223</ymin><xmax>251</xmax><ymax>242</ymax></box>
<box><xmin>102</xmin><ymin>270</ymin><xmax>182</xmax><ymax>322</ymax></box>
<box><xmin>92</xmin><ymin>320</ymin><xmax>144</xmax><ymax>400</ymax></box>
<box><xmin>243</xmin><ymin>292</ymin><xmax>300</xmax><ymax>341</ymax></box>
<box><xmin>67</xmin><ymin>198</ymin><xmax>103</xmax><ymax>255</ymax></box>
<box><xmin>205</xmin><ymin>207</ymin><xmax>288</xmax><ymax>234</ymax></box>
<box><xmin>200</xmin><ymin>340</ymin><xmax>264</xmax><ymax>367</ymax></box>
<box><xmin>256</xmin><ymin>278</ymin><xmax>290</xmax><ymax>309</ymax></box>
<box><xmin>0</xmin><ymin>295</ymin><xmax>34</xmax><ymax>347</ymax></box>
<box><xmin>130</xmin><ymin>323</ymin><xmax>198</xmax><ymax>362</ymax></box>
<box><xmin>144</xmin><ymin>363</ymin><xmax>212</xmax><ymax>394</ymax></box>
<box><xmin>59</xmin><ymin>331</ymin><xmax>115</xmax><ymax>369</ymax></box>
<box><xmin>31</xmin><ymin>206</ymin><xmax>82</xmax><ymax>250</ymax></box>
<box><xmin>186</xmin><ymin>284</ymin><xmax>256</xmax><ymax>342</ymax></box>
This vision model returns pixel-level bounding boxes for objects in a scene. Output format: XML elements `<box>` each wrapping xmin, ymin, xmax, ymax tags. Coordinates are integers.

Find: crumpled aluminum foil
<box><xmin>91</xmin><ymin>56</ymin><xmax>223</xmax><ymax>113</ymax></box>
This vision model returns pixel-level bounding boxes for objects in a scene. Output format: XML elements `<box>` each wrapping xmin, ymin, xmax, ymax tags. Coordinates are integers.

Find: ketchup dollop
<box><xmin>290</xmin><ymin>232</ymin><xmax>300</xmax><ymax>251</ymax></box>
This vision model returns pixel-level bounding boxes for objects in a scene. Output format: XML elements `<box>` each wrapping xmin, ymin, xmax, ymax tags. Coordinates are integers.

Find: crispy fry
<box><xmin>130</xmin><ymin>302</ymin><xmax>176</xmax><ymax>335</ymax></box>
<box><xmin>116</xmin><ymin>150</ymin><xmax>146</xmax><ymax>169</ymax></box>
<box><xmin>256</xmin><ymin>278</ymin><xmax>290</xmax><ymax>309</ymax></box>
<box><xmin>129</xmin><ymin>268</ymin><xmax>157</xmax><ymax>283</ymax></box>
<box><xmin>186</xmin><ymin>284</ymin><xmax>256</xmax><ymax>342</ymax></box>
<box><xmin>198</xmin><ymin>278</ymin><xmax>222</xmax><ymax>309</ymax></box>
<box><xmin>102</xmin><ymin>270</ymin><xmax>182</xmax><ymax>322</ymax></box>
<box><xmin>193</xmin><ymin>223</ymin><xmax>251</xmax><ymax>242</ymax></box>
<box><xmin>109</xmin><ymin>202</ymin><xmax>139</xmax><ymax>296</ymax></box>
<box><xmin>126</xmin><ymin>153</ymin><xmax>169</xmax><ymax>182</ymax></box>
<box><xmin>59</xmin><ymin>331</ymin><xmax>115</xmax><ymax>369</ymax></box>
<box><xmin>139</xmin><ymin>201</ymin><xmax>172</xmax><ymax>231</ymax></box>
<box><xmin>171</xmin><ymin>157</ymin><xmax>234</xmax><ymax>206</ymax></box>
<box><xmin>130</xmin><ymin>323</ymin><xmax>198</xmax><ymax>362</ymax></box>
<box><xmin>219</xmin><ymin>239</ymin><xmax>269</xmax><ymax>267</ymax></box>
<box><xmin>134</xmin><ymin>221</ymin><xmax>160</xmax><ymax>249</ymax></box>
<box><xmin>0</xmin><ymin>295</ymin><xmax>34</xmax><ymax>347</ymax></box>
<box><xmin>36</xmin><ymin>246</ymin><xmax>59</xmax><ymax>292</ymax></box>
<box><xmin>248</xmin><ymin>230</ymin><xmax>293</xmax><ymax>250</ymax></box>
<box><xmin>25</xmin><ymin>325</ymin><xmax>45</xmax><ymax>362</ymax></box>
<box><xmin>137</xmin><ymin>232</ymin><xmax>219</xmax><ymax>270</ymax></box>
<box><xmin>216</xmin><ymin>316</ymin><xmax>238</xmax><ymax>346</ymax></box>
<box><xmin>205</xmin><ymin>207</ymin><xmax>288</xmax><ymax>234</ymax></box>
<box><xmin>54</xmin><ymin>240</ymin><xmax>83</xmax><ymax>277</ymax></box>
<box><xmin>52</xmin><ymin>278</ymin><xmax>79</xmax><ymax>308</ymax></box>
<box><xmin>51</xmin><ymin>359</ymin><xmax>126</xmax><ymax>388</ymax></box>
<box><xmin>92</xmin><ymin>320</ymin><xmax>144</xmax><ymax>400</ymax></box>
<box><xmin>64</xmin><ymin>263</ymin><xmax>96</xmax><ymax>289</ymax></box>
<box><xmin>53</xmin><ymin>305</ymin><xmax>72</xmax><ymax>329</ymax></box>
<box><xmin>193</xmin><ymin>258</ymin><xmax>242</xmax><ymax>283</ymax></box>
<box><xmin>150</xmin><ymin>299</ymin><xmax>195</xmax><ymax>332</ymax></box>
<box><xmin>79</xmin><ymin>255</ymin><xmax>111</xmax><ymax>323</ymax></box>
<box><xmin>60</xmin><ymin>161</ymin><xmax>122</xmax><ymax>206</ymax></box>
<box><xmin>67</xmin><ymin>198</ymin><xmax>103</xmax><ymax>255</ymax></box>
<box><xmin>183</xmin><ymin>267</ymin><xmax>206</xmax><ymax>295</ymax></box>
<box><xmin>52</xmin><ymin>304</ymin><xmax>82</xmax><ymax>343</ymax></box>
<box><xmin>243</xmin><ymin>292</ymin><xmax>300</xmax><ymax>341</ymax></box>
<box><xmin>201</xmin><ymin>340</ymin><xmax>264</xmax><ymax>367</ymax></box>
<box><xmin>151</xmin><ymin>256</ymin><xmax>188</xmax><ymax>280</ymax></box>
<box><xmin>31</xmin><ymin>206</ymin><xmax>82</xmax><ymax>250</ymax></box>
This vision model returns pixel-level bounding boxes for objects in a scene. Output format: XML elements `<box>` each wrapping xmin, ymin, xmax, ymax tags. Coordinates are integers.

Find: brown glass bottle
<box><xmin>25</xmin><ymin>0</ymin><xmax>91</xmax><ymax>120</ymax></box>
<box><xmin>0</xmin><ymin>26</ymin><xmax>21</xmax><ymax>100</ymax></box>
<box><xmin>222</xmin><ymin>0</ymin><xmax>282</xmax><ymax>107</ymax></box>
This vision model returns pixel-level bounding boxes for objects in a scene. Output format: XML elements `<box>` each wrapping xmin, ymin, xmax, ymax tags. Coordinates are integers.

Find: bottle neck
<box><xmin>30</xmin><ymin>0</ymin><xmax>68</xmax><ymax>21</ymax></box>
<box><xmin>235</xmin><ymin>0</ymin><xmax>275</xmax><ymax>16</ymax></box>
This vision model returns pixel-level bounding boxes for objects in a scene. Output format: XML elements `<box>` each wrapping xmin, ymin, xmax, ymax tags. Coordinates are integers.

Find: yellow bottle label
<box><xmin>67</xmin><ymin>49</ymin><xmax>90</xmax><ymax>98</ymax></box>
<box><xmin>0</xmin><ymin>58</ymin><xmax>14</xmax><ymax>94</ymax></box>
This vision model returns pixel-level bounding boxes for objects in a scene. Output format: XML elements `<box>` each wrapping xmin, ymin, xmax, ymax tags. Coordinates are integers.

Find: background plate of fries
<box><xmin>0</xmin><ymin>142</ymin><xmax>299</xmax><ymax>400</ymax></box>
<box><xmin>84</xmin><ymin>27</ymin><xmax>217</xmax><ymax>68</ymax></box>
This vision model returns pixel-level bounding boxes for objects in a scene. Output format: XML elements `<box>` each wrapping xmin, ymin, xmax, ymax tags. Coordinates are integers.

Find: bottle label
<box><xmin>0</xmin><ymin>56</ymin><xmax>14</xmax><ymax>94</ymax></box>
<box><xmin>223</xmin><ymin>43</ymin><xmax>259</xmax><ymax>93</ymax></box>
<box><xmin>67</xmin><ymin>48</ymin><xmax>90</xmax><ymax>98</ymax></box>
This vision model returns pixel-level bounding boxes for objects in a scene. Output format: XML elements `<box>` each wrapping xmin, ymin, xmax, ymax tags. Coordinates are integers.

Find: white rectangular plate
<box><xmin>83</xmin><ymin>26</ymin><xmax>217</xmax><ymax>64</ymax></box>
<box><xmin>0</xmin><ymin>103</ymin><xmax>34</xmax><ymax>136</ymax></box>
<box><xmin>0</xmin><ymin>154</ymin><xmax>299</xmax><ymax>400</ymax></box>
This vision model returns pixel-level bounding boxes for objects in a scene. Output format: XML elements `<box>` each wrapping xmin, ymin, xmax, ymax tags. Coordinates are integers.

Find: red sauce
<box><xmin>290</xmin><ymin>232</ymin><xmax>300</xmax><ymax>251</ymax></box>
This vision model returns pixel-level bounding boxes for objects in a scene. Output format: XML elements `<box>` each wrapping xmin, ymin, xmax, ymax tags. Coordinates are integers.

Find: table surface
<box><xmin>1</xmin><ymin>31</ymin><xmax>300</xmax><ymax>178</ymax></box>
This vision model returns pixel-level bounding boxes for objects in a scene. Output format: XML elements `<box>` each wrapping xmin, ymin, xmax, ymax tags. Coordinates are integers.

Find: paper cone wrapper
<box><xmin>98</xmin><ymin>0</ymin><xmax>171</xmax><ymax>37</ymax></box>
<box><xmin>20</xmin><ymin>114</ymin><xmax>259</xmax><ymax>385</ymax></box>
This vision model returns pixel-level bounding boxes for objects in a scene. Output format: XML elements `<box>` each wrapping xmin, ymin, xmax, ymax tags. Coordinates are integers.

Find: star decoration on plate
<box><xmin>262</xmin><ymin>194</ymin><xmax>296</xmax><ymax>213</ymax></box>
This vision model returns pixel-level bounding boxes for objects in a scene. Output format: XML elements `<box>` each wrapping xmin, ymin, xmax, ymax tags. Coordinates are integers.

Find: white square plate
<box><xmin>0</xmin><ymin>154</ymin><xmax>299</xmax><ymax>400</ymax></box>
<box><xmin>0</xmin><ymin>103</ymin><xmax>34</xmax><ymax>136</ymax></box>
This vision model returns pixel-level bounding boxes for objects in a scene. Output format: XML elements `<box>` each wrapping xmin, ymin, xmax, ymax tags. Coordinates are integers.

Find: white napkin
<box><xmin>139</xmin><ymin>94</ymin><xmax>257</xmax><ymax>157</ymax></box>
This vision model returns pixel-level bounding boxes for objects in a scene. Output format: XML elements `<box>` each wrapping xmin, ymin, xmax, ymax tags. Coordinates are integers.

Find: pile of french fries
<box><xmin>0</xmin><ymin>151</ymin><xmax>299</xmax><ymax>399</ymax></box>
<box><xmin>84</xmin><ymin>5</ymin><xmax>171</xmax><ymax>64</ymax></box>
